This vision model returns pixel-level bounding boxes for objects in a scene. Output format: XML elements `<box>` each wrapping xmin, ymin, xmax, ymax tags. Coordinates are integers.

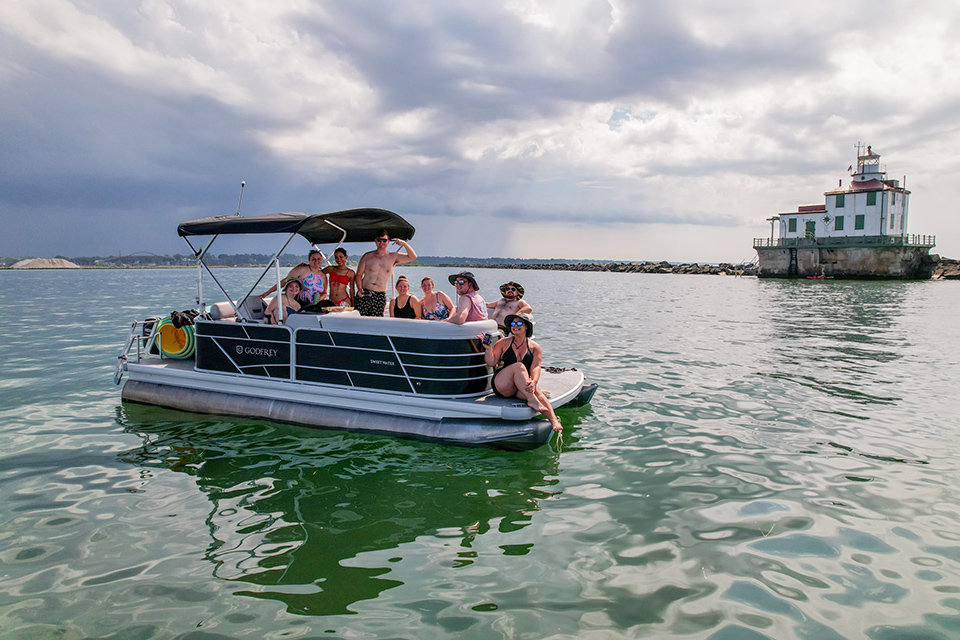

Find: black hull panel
<box><xmin>195</xmin><ymin>320</ymin><xmax>492</xmax><ymax>397</ymax></box>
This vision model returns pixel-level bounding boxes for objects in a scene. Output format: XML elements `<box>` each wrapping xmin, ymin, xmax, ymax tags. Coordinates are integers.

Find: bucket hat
<box><xmin>503</xmin><ymin>312</ymin><xmax>534</xmax><ymax>337</ymax></box>
<box><xmin>448</xmin><ymin>271</ymin><xmax>479</xmax><ymax>290</ymax></box>
<box><xmin>500</xmin><ymin>281</ymin><xmax>524</xmax><ymax>299</ymax></box>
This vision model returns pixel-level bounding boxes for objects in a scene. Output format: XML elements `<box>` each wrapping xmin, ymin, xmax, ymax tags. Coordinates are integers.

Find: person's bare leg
<box><xmin>534</xmin><ymin>387</ymin><xmax>562</xmax><ymax>431</ymax></box>
<box><xmin>510</xmin><ymin>364</ymin><xmax>551</xmax><ymax>413</ymax></box>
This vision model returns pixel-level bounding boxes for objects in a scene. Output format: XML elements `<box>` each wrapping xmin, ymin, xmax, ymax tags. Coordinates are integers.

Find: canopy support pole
<box><xmin>275</xmin><ymin>258</ymin><xmax>285</xmax><ymax>323</ymax></box>
<box><xmin>183</xmin><ymin>235</ymin><xmax>243</xmax><ymax>319</ymax></box>
<box><xmin>236</xmin><ymin>232</ymin><xmax>300</xmax><ymax>317</ymax></box>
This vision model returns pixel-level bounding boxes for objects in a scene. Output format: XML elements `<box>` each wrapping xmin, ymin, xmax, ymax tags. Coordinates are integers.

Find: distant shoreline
<box><xmin>3</xmin><ymin>258</ymin><xmax>958</xmax><ymax>279</ymax></box>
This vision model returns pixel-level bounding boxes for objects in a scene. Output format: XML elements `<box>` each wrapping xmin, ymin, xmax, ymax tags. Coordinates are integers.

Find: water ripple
<box><xmin>2</xmin><ymin>270</ymin><xmax>960</xmax><ymax>638</ymax></box>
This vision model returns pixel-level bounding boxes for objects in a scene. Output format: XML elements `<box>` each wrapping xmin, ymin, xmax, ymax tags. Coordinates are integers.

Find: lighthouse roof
<box><xmin>825</xmin><ymin>178</ymin><xmax>909</xmax><ymax>196</ymax></box>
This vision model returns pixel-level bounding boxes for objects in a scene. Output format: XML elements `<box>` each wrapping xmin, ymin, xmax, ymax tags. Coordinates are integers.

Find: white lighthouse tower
<box><xmin>753</xmin><ymin>145</ymin><xmax>936</xmax><ymax>278</ymax></box>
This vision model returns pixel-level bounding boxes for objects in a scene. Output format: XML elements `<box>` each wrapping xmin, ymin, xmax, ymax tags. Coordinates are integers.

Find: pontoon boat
<box><xmin>115</xmin><ymin>208</ymin><xmax>595</xmax><ymax>448</ymax></box>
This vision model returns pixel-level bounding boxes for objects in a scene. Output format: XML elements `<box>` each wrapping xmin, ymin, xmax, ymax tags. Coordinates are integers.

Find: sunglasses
<box><xmin>375</xmin><ymin>238</ymin><xmax>389</xmax><ymax>244</ymax></box>
<box><xmin>510</xmin><ymin>320</ymin><xmax>525</xmax><ymax>327</ymax></box>
<box><xmin>455</xmin><ymin>279</ymin><xmax>468</xmax><ymax>285</ymax></box>
<box><xmin>503</xmin><ymin>287</ymin><xmax>517</xmax><ymax>292</ymax></box>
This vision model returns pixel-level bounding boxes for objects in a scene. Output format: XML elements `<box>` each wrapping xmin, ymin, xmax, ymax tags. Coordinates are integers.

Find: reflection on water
<box><xmin>2</xmin><ymin>269</ymin><xmax>960</xmax><ymax>639</ymax></box>
<box><xmin>118</xmin><ymin>403</ymin><xmax>561</xmax><ymax>616</ymax></box>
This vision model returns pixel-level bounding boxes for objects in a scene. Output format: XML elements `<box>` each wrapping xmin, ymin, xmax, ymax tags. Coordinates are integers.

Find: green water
<box><xmin>1</xmin><ymin>268</ymin><xmax>959</xmax><ymax>639</ymax></box>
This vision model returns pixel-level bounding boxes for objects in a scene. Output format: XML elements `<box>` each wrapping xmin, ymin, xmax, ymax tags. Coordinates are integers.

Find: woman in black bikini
<box><xmin>389</xmin><ymin>275</ymin><xmax>422</xmax><ymax>319</ymax></box>
<box><xmin>482</xmin><ymin>312</ymin><xmax>562</xmax><ymax>432</ymax></box>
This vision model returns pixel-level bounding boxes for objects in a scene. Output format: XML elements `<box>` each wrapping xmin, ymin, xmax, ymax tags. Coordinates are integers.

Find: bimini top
<box><xmin>177</xmin><ymin>208</ymin><xmax>415</xmax><ymax>244</ymax></box>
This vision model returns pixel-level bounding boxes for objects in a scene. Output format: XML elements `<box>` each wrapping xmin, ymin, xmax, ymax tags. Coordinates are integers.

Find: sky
<box><xmin>2</xmin><ymin>0</ymin><xmax>960</xmax><ymax>263</ymax></box>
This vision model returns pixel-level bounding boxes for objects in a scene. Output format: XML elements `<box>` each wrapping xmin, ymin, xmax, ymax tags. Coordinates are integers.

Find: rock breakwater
<box><xmin>933</xmin><ymin>257</ymin><xmax>960</xmax><ymax>280</ymax></box>
<box><xmin>448</xmin><ymin>261</ymin><xmax>760</xmax><ymax>276</ymax></box>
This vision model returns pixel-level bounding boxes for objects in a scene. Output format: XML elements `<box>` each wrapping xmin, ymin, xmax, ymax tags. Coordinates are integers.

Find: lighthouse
<box><xmin>753</xmin><ymin>145</ymin><xmax>937</xmax><ymax>278</ymax></box>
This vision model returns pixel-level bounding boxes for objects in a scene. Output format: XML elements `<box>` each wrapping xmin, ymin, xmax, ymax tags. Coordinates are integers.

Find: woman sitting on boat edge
<box><xmin>482</xmin><ymin>312</ymin><xmax>562</xmax><ymax>432</ymax></box>
<box><xmin>264</xmin><ymin>280</ymin><xmax>302</xmax><ymax>324</ymax></box>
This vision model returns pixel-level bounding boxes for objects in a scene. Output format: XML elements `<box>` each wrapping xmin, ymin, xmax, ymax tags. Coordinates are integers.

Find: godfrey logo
<box><xmin>236</xmin><ymin>345</ymin><xmax>280</xmax><ymax>357</ymax></box>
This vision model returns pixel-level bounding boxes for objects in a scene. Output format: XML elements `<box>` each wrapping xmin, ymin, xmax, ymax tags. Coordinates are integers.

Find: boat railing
<box><xmin>753</xmin><ymin>234</ymin><xmax>936</xmax><ymax>249</ymax></box>
<box><xmin>115</xmin><ymin>318</ymin><xmax>161</xmax><ymax>384</ymax></box>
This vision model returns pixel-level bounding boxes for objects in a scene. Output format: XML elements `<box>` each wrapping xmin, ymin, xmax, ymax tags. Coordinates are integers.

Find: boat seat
<box><xmin>316</xmin><ymin>315</ymin><xmax>497</xmax><ymax>339</ymax></box>
<box><xmin>238</xmin><ymin>296</ymin><xmax>266</xmax><ymax>321</ymax></box>
<box><xmin>284</xmin><ymin>313</ymin><xmax>323</xmax><ymax>329</ymax></box>
<box><xmin>208</xmin><ymin>301</ymin><xmax>237</xmax><ymax>320</ymax></box>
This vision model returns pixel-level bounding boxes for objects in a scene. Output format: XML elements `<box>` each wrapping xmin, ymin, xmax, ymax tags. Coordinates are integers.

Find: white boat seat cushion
<box><xmin>208</xmin><ymin>301</ymin><xmax>237</xmax><ymax>320</ymax></box>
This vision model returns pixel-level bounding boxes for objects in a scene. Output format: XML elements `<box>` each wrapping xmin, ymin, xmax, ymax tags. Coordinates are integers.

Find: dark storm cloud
<box><xmin>0</xmin><ymin>36</ymin><xmax>286</xmax><ymax>254</ymax></box>
<box><xmin>2</xmin><ymin>0</ymin><xmax>959</xmax><ymax>259</ymax></box>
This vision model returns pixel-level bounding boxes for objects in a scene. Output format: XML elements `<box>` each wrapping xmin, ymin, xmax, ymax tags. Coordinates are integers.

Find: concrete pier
<box><xmin>754</xmin><ymin>241</ymin><xmax>938</xmax><ymax>279</ymax></box>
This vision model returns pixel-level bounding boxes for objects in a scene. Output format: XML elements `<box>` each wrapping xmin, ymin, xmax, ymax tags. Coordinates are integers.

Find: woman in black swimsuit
<box><xmin>482</xmin><ymin>312</ymin><xmax>562</xmax><ymax>432</ymax></box>
<box><xmin>389</xmin><ymin>275</ymin><xmax>422</xmax><ymax>319</ymax></box>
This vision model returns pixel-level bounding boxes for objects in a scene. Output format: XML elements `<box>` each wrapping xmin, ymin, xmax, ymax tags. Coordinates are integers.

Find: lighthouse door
<box><xmin>805</xmin><ymin>221</ymin><xmax>816</xmax><ymax>239</ymax></box>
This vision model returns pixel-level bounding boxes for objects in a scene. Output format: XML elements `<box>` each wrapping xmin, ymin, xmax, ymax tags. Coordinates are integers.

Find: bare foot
<box><xmin>525</xmin><ymin>398</ymin><xmax>551</xmax><ymax>414</ymax></box>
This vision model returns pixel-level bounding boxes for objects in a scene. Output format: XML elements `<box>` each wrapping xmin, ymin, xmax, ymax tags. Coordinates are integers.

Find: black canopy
<box><xmin>177</xmin><ymin>208</ymin><xmax>415</xmax><ymax>244</ymax></box>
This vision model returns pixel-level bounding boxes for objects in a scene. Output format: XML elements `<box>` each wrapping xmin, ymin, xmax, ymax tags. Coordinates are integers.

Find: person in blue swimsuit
<box><xmin>420</xmin><ymin>276</ymin><xmax>454</xmax><ymax>321</ymax></box>
<box><xmin>259</xmin><ymin>250</ymin><xmax>328</xmax><ymax>308</ymax></box>
<box><xmin>264</xmin><ymin>280</ymin><xmax>302</xmax><ymax>324</ymax></box>
<box><xmin>482</xmin><ymin>312</ymin><xmax>562</xmax><ymax>432</ymax></box>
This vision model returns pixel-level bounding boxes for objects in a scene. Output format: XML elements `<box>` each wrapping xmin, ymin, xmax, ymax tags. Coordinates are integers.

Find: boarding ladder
<box><xmin>114</xmin><ymin>318</ymin><xmax>161</xmax><ymax>385</ymax></box>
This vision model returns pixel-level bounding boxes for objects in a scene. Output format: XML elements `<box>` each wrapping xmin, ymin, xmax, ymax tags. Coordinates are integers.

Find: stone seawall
<box><xmin>444</xmin><ymin>257</ymin><xmax>960</xmax><ymax>279</ymax></box>
<box><xmin>446</xmin><ymin>261</ymin><xmax>760</xmax><ymax>276</ymax></box>
<box><xmin>755</xmin><ymin>245</ymin><xmax>940</xmax><ymax>279</ymax></box>
<box><xmin>933</xmin><ymin>258</ymin><xmax>960</xmax><ymax>279</ymax></box>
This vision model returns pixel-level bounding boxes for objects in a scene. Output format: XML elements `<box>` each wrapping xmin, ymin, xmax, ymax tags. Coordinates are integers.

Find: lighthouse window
<box><xmin>788</xmin><ymin>218</ymin><xmax>797</xmax><ymax>233</ymax></box>
<box><xmin>855</xmin><ymin>215</ymin><xmax>865</xmax><ymax>230</ymax></box>
<box><xmin>890</xmin><ymin>214</ymin><xmax>895</xmax><ymax>229</ymax></box>
<box><xmin>835</xmin><ymin>216</ymin><xmax>844</xmax><ymax>231</ymax></box>
<box><xmin>867</xmin><ymin>192</ymin><xmax>877</xmax><ymax>206</ymax></box>
<box><xmin>836</xmin><ymin>194</ymin><xmax>845</xmax><ymax>208</ymax></box>
<box><xmin>891</xmin><ymin>192</ymin><xmax>897</xmax><ymax>205</ymax></box>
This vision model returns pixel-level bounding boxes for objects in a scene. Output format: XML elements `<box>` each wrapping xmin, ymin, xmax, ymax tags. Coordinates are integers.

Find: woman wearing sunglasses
<box><xmin>482</xmin><ymin>312</ymin><xmax>562</xmax><ymax>432</ymax></box>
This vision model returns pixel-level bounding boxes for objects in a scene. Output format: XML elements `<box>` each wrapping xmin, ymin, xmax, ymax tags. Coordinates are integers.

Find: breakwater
<box><xmin>443</xmin><ymin>260</ymin><xmax>759</xmax><ymax>275</ymax></box>
<box><xmin>934</xmin><ymin>257</ymin><xmax>960</xmax><ymax>279</ymax></box>
<box><xmin>441</xmin><ymin>256</ymin><xmax>960</xmax><ymax>279</ymax></box>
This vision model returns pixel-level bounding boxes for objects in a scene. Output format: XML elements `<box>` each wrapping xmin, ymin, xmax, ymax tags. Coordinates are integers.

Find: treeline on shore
<box><xmin>0</xmin><ymin>253</ymin><xmax>609</xmax><ymax>268</ymax></box>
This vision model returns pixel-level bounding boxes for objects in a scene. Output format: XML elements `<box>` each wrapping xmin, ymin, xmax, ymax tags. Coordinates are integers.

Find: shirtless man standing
<box><xmin>487</xmin><ymin>281</ymin><xmax>533</xmax><ymax>333</ymax></box>
<box><xmin>354</xmin><ymin>230</ymin><xmax>417</xmax><ymax>317</ymax></box>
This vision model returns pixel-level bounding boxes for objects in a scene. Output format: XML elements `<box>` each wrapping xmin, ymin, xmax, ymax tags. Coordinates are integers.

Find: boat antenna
<box><xmin>235</xmin><ymin>181</ymin><xmax>245</xmax><ymax>216</ymax></box>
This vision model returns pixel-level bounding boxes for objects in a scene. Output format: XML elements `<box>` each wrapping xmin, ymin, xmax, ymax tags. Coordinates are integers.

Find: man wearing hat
<box><xmin>486</xmin><ymin>281</ymin><xmax>532</xmax><ymax>334</ymax></box>
<box><xmin>445</xmin><ymin>271</ymin><xmax>487</xmax><ymax>324</ymax></box>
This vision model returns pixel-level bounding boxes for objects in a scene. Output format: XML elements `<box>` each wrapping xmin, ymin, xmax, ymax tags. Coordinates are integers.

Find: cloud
<box><xmin>1</xmin><ymin>0</ymin><xmax>960</xmax><ymax>260</ymax></box>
